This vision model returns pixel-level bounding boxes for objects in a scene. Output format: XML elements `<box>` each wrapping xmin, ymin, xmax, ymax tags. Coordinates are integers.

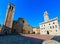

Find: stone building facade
<box><xmin>0</xmin><ymin>25</ymin><xmax>2</xmax><ymax>32</ymax></box>
<box><xmin>33</xmin><ymin>27</ymin><xmax>40</xmax><ymax>34</ymax></box>
<box><xmin>39</xmin><ymin>11</ymin><xmax>60</xmax><ymax>35</ymax></box>
<box><xmin>12</xmin><ymin>18</ymin><xmax>33</xmax><ymax>34</ymax></box>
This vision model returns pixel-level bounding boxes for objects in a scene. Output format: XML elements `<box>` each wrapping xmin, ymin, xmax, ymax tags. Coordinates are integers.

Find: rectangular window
<box><xmin>53</xmin><ymin>26</ymin><xmax>54</xmax><ymax>28</ymax></box>
<box><xmin>50</xmin><ymin>26</ymin><xmax>52</xmax><ymax>29</ymax></box>
<box><xmin>55</xmin><ymin>25</ymin><xmax>57</xmax><ymax>28</ymax></box>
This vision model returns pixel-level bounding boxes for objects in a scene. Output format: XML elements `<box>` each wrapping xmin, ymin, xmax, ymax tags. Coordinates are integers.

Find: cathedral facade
<box><xmin>39</xmin><ymin>11</ymin><xmax>60</xmax><ymax>35</ymax></box>
<box><xmin>12</xmin><ymin>18</ymin><xmax>33</xmax><ymax>34</ymax></box>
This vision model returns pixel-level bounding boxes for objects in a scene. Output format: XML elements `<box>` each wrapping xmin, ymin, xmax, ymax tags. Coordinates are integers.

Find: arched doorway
<box><xmin>47</xmin><ymin>31</ymin><xmax>49</xmax><ymax>34</ymax></box>
<box><xmin>32</xmin><ymin>32</ymin><xmax>35</xmax><ymax>34</ymax></box>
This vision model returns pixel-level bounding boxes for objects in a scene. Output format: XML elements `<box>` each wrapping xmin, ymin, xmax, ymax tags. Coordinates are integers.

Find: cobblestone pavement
<box><xmin>22</xmin><ymin>34</ymin><xmax>54</xmax><ymax>40</ymax></box>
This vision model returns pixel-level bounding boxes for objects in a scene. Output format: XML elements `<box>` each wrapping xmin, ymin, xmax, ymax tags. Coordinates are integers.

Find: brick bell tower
<box><xmin>3</xmin><ymin>3</ymin><xmax>15</xmax><ymax>34</ymax></box>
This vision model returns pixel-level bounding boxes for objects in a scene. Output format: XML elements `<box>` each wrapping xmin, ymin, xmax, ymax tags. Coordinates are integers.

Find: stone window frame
<box><xmin>50</xmin><ymin>26</ymin><xmax>52</xmax><ymax>29</ymax></box>
<box><xmin>53</xmin><ymin>26</ymin><xmax>54</xmax><ymax>29</ymax></box>
<box><xmin>49</xmin><ymin>23</ymin><xmax>50</xmax><ymax>25</ymax></box>
<box><xmin>55</xmin><ymin>25</ymin><xmax>57</xmax><ymax>28</ymax></box>
<box><xmin>56</xmin><ymin>30</ymin><xmax>57</xmax><ymax>32</ymax></box>
<box><xmin>44</xmin><ymin>28</ymin><xmax>45</xmax><ymax>29</ymax></box>
<box><xmin>44</xmin><ymin>24</ymin><xmax>45</xmax><ymax>26</ymax></box>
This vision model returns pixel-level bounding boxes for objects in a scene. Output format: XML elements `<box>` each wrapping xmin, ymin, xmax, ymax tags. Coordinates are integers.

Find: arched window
<box><xmin>22</xmin><ymin>20</ymin><xmax>24</xmax><ymax>23</ymax></box>
<box><xmin>53</xmin><ymin>22</ymin><xmax>55</xmax><ymax>24</ymax></box>
<box><xmin>9</xmin><ymin>5</ymin><xmax>11</xmax><ymax>10</ymax></box>
<box><xmin>11</xmin><ymin>6</ymin><xmax>13</xmax><ymax>10</ymax></box>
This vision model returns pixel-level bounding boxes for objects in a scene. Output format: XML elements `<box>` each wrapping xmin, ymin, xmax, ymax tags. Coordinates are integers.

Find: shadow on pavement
<box><xmin>0</xmin><ymin>34</ymin><xmax>44</xmax><ymax>44</ymax></box>
<box><xmin>51</xmin><ymin>36</ymin><xmax>60</xmax><ymax>42</ymax></box>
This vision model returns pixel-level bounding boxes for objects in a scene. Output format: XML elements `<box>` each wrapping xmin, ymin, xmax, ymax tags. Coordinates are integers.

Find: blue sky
<box><xmin>0</xmin><ymin>0</ymin><xmax>60</xmax><ymax>27</ymax></box>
